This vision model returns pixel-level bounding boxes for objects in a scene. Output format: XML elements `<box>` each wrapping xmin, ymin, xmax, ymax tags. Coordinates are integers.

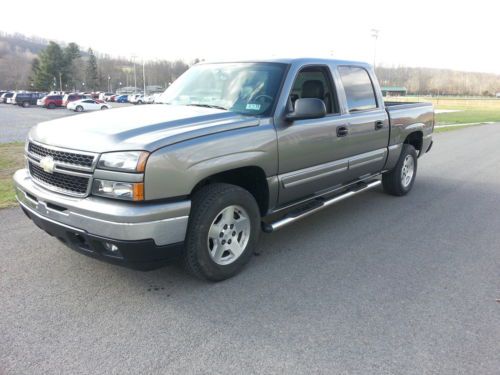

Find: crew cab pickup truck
<box><xmin>14</xmin><ymin>58</ymin><xmax>434</xmax><ymax>281</ymax></box>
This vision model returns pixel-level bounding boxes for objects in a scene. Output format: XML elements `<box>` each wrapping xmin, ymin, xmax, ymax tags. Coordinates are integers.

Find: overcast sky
<box><xmin>1</xmin><ymin>0</ymin><xmax>499</xmax><ymax>73</ymax></box>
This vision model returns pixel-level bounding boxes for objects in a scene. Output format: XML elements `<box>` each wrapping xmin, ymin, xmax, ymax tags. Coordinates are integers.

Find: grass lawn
<box><xmin>390</xmin><ymin>96</ymin><xmax>500</xmax><ymax>125</ymax></box>
<box><xmin>0</xmin><ymin>142</ymin><xmax>24</xmax><ymax>208</ymax></box>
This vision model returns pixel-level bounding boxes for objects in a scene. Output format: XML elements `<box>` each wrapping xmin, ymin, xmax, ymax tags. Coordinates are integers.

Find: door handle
<box><xmin>337</xmin><ymin>126</ymin><xmax>349</xmax><ymax>137</ymax></box>
<box><xmin>375</xmin><ymin>120</ymin><xmax>384</xmax><ymax>130</ymax></box>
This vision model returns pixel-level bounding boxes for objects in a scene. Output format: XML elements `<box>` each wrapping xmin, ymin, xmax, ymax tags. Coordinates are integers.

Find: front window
<box><xmin>157</xmin><ymin>62</ymin><xmax>287</xmax><ymax>116</ymax></box>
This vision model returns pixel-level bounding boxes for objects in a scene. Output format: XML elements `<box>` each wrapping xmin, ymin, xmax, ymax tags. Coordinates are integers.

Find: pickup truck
<box><xmin>14</xmin><ymin>58</ymin><xmax>434</xmax><ymax>281</ymax></box>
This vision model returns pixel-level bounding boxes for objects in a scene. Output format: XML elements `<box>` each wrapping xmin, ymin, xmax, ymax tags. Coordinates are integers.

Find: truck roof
<box><xmin>200</xmin><ymin>57</ymin><xmax>372</xmax><ymax>68</ymax></box>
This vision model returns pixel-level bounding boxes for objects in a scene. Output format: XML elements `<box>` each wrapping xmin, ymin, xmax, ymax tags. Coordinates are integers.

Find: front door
<box><xmin>276</xmin><ymin>65</ymin><xmax>352</xmax><ymax>205</ymax></box>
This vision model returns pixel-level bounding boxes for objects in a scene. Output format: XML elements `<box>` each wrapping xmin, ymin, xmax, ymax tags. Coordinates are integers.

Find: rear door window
<box><xmin>338</xmin><ymin>66</ymin><xmax>377</xmax><ymax>112</ymax></box>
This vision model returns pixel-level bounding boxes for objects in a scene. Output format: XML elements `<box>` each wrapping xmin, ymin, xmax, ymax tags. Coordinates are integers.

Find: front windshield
<box><xmin>157</xmin><ymin>62</ymin><xmax>286</xmax><ymax>116</ymax></box>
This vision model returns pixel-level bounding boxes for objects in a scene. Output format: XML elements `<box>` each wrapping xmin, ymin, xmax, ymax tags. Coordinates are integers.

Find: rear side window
<box><xmin>338</xmin><ymin>66</ymin><xmax>377</xmax><ymax>112</ymax></box>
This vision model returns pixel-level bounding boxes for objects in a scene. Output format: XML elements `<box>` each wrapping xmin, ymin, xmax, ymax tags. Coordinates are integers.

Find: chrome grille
<box><xmin>29</xmin><ymin>162</ymin><xmax>90</xmax><ymax>195</ymax></box>
<box><xmin>28</xmin><ymin>142</ymin><xmax>95</xmax><ymax>168</ymax></box>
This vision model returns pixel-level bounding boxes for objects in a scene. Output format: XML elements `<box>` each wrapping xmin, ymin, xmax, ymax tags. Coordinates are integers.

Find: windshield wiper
<box><xmin>186</xmin><ymin>103</ymin><xmax>228</xmax><ymax>111</ymax></box>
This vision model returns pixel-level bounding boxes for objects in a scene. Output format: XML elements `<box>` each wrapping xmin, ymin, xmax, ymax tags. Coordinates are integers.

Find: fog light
<box><xmin>104</xmin><ymin>242</ymin><xmax>119</xmax><ymax>252</ymax></box>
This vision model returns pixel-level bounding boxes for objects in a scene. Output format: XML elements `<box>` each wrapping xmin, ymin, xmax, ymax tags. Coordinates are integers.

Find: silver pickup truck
<box><xmin>14</xmin><ymin>58</ymin><xmax>434</xmax><ymax>281</ymax></box>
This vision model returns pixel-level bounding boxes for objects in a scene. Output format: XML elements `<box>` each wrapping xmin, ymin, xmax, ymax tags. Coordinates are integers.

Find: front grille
<box><xmin>28</xmin><ymin>142</ymin><xmax>95</xmax><ymax>168</ymax></box>
<box><xmin>29</xmin><ymin>162</ymin><xmax>89</xmax><ymax>195</ymax></box>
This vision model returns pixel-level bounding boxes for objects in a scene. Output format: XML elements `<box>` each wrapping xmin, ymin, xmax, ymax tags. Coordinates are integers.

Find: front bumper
<box><xmin>14</xmin><ymin>169</ymin><xmax>190</xmax><ymax>269</ymax></box>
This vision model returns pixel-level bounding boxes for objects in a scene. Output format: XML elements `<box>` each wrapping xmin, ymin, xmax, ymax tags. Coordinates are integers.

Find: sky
<box><xmin>1</xmin><ymin>0</ymin><xmax>499</xmax><ymax>73</ymax></box>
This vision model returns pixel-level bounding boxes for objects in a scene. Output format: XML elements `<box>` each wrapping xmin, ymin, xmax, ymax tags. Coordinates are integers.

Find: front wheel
<box><xmin>382</xmin><ymin>144</ymin><xmax>418</xmax><ymax>196</ymax></box>
<box><xmin>184</xmin><ymin>183</ymin><xmax>260</xmax><ymax>281</ymax></box>
<box><xmin>75</xmin><ymin>105</ymin><xmax>83</xmax><ymax>112</ymax></box>
<box><xmin>101</xmin><ymin>106</ymin><xmax>108</xmax><ymax>110</ymax></box>
<box><xmin>22</xmin><ymin>101</ymin><xmax>30</xmax><ymax>108</ymax></box>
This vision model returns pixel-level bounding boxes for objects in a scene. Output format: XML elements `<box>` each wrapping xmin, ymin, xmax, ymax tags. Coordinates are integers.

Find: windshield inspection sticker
<box><xmin>246</xmin><ymin>103</ymin><xmax>261</xmax><ymax>111</ymax></box>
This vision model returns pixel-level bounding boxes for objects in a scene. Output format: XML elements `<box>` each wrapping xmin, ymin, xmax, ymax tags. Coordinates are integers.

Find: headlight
<box><xmin>97</xmin><ymin>151</ymin><xmax>149</xmax><ymax>172</ymax></box>
<box><xmin>92</xmin><ymin>179</ymin><xmax>144</xmax><ymax>201</ymax></box>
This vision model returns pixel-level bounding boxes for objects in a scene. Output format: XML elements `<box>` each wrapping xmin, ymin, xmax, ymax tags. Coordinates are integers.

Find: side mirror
<box><xmin>285</xmin><ymin>98</ymin><xmax>326</xmax><ymax>122</ymax></box>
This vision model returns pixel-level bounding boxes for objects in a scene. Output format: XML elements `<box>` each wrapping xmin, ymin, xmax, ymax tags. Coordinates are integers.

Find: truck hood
<box><xmin>29</xmin><ymin>105</ymin><xmax>261</xmax><ymax>153</ymax></box>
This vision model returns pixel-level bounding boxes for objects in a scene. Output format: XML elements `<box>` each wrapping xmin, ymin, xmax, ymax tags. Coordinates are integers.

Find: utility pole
<box><xmin>143</xmin><ymin>59</ymin><xmax>146</xmax><ymax>95</ymax></box>
<box><xmin>59</xmin><ymin>72</ymin><xmax>63</xmax><ymax>92</ymax></box>
<box><xmin>371</xmin><ymin>29</ymin><xmax>379</xmax><ymax>68</ymax></box>
<box><xmin>132</xmin><ymin>55</ymin><xmax>137</xmax><ymax>93</ymax></box>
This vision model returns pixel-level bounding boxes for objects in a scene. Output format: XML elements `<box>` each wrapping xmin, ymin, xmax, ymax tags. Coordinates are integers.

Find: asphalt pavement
<box><xmin>0</xmin><ymin>102</ymin><xmax>131</xmax><ymax>143</ymax></box>
<box><xmin>1</xmin><ymin>124</ymin><xmax>499</xmax><ymax>374</ymax></box>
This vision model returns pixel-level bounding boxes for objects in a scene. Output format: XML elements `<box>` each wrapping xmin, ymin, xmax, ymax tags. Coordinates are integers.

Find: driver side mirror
<box><xmin>285</xmin><ymin>98</ymin><xmax>326</xmax><ymax>122</ymax></box>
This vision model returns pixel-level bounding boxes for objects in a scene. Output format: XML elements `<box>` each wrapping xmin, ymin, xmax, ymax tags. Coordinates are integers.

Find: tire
<box><xmin>22</xmin><ymin>101</ymin><xmax>29</xmax><ymax>108</ymax></box>
<box><xmin>75</xmin><ymin>105</ymin><xmax>83</xmax><ymax>112</ymax></box>
<box><xmin>48</xmin><ymin>102</ymin><xmax>56</xmax><ymax>109</ymax></box>
<box><xmin>101</xmin><ymin>106</ymin><xmax>108</xmax><ymax>110</ymax></box>
<box><xmin>137</xmin><ymin>100</ymin><xmax>143</xmax><ymax>104</ymax></box>
<box><xmin>184</xmin><ymin>183</ymin><xmax>261</xmax><ymax>281</ymax></box>
<box><xmin>382</xmin><ymin>144</ymin><xmax>418</xmax><ymax>196</ymax></box>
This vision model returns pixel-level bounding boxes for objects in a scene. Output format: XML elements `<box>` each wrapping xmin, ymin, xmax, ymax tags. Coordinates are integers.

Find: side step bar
<box><xmin>262</xmin><ymin>180</ymin><xmax>382</xmax><ymax>233</ymax></box>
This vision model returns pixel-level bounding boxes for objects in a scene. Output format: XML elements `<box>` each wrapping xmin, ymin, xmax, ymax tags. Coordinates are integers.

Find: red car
<box><xmin>38</xmin><ymin>95</ymin><xmax>64</xmax><ymax>109</ymax></box>
<box><xmin>62</xmin><ymin>93</ymin><xmax>90</xmax><ymax>107</ymax></box>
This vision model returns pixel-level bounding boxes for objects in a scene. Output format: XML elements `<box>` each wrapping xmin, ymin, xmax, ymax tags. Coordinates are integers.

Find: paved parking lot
<box><xmin>1</xmin><ymin>123</ymin><xmax>499</xmax><ymax>374</ymax></box>
<box><xmin>0</xmin><ymin>102</ymin><xmax>131</xmax><ymax>143</ymax></box>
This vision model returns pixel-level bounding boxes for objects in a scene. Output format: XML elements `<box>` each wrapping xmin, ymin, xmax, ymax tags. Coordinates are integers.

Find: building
<box><xmin>381</xmin><ymin>86</ymin><xmax>407</xmax><ymax>97</ymax></box>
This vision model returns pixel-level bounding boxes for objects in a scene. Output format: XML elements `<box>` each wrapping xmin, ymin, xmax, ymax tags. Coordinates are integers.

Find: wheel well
<box><xmin>404</xmin><ymin>131</ymin><xmax>423</xmax><ymax>152</ymax></box>
<box><xmin>191</xmin><ymin>167</ymin><xmax>269</xmax><ymax>215</ymax></box>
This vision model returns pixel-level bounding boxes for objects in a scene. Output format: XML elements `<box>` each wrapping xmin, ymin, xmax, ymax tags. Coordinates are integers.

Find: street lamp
<box><xmin>108</xmin><ymin>76</ymin><xmax>111</xmax><ymax>92</ymax></box>
<box><xmin>371</xmin><ymin>29</ymin><xmax>379</xmax><ymax>68</ymax></box>
<box><xmin>132</xmin><ymin>55</ymin><xmax>137</xmax><ymax>93</ymax></box>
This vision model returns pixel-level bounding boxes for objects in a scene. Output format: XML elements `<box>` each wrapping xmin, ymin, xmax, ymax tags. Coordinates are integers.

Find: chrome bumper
<box><xmin>14</xmin><ymin>169</ymin><xmax>190</xmax><ymax>246</ymax></box>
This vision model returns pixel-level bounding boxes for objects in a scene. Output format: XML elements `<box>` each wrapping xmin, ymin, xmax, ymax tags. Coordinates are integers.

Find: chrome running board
<box><xmin>262</xmin><ymin>180</ymin><xmax>382</xmax><ymax>233</ymax></box>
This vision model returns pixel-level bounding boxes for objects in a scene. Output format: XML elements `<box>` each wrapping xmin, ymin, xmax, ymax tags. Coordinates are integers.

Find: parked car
<box><xmin>62</xmin><ymin>93</ymin><xmax>90</xmax><ymax>107</ymax></box>
<box><xmin>115</xmin><ymin>95</ymin><xmax>128</xmax><ymax>103</ymax></box>
<box><xmin>104</xmin><ymin>93</ymin><xmax>116</xmax><ymax>101</ymax></box>
<box><xmin>38</xmin><ymin>95</ymin><xmax>64</xmax><ymax>109</ymax></box>
<box><xmin>0</xmin><ymin>92</ymin><xmax>13</xmax><ymax>103</ymax></box>
<box><xmin>98</xmin><ymin>92</ymin><xmax>111</xmax><ymax>100</ymax></box>
<box><xmin>67</xmin><ymin>99</ymin><xmax>112</xmax><ymax>112</ymax></box>
<box><xmin>15</xmin><ymin>92</ymin><xmax>45</xmax><ymax>107</ymax></box>
<box><xmin>129</xmin><ymin>94</ymin><xmax>145</xmax><ymax>104</ymax></box>
<box><xmin>14</xmin><ymin>57</ymin><xmax>434</xmax><ymax>281</ymax></box>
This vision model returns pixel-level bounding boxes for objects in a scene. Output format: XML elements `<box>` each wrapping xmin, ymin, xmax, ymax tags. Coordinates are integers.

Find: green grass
<box><xmin>0</xmin><ymin>142</ymin><xmax>24</xmax><ymax>209</ymax></box>
<box><xmin>389</xmin><ymin>96</ymin><xmax>500</xmax><ymax>129</ymax></box>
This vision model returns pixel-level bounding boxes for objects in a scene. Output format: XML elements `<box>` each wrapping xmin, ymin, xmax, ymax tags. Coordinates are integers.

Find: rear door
<box><xmin>336</xmin><ymin>65</ymin><xmax>389</xmax><ymax>179</ymax></box>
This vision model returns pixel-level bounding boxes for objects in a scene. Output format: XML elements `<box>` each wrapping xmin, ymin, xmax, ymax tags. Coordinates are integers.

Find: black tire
<box><xmin>101</xmin><ymin>106</ymin><xmax>108</xmax><ymax>110</ymax></box>
<box><xmin>382</xmin><ymin>144</ymin><xmax>418</xmax><ymax>196</ymax></box>
<box><xmin>75</xmin><ymin>105</ymin><xmax>83</xmax><ymax>112</ymax></box>
<box><xmin>22</xmin><ymin>101</ymin><xmax>29</xmax><ymax>108</ymax></box>
<box><xmin>137</xmin><ymin>100</ymin><xmax>143</xmax><ymax>104</ymax></box>
<box><xmin>48</xmin><ymin>102</ymin><xmax>56</xmax><ymax>109</ymax></box>
<box><xmin>184</xmin><ymin>183</ymin><xmax>261</xmax><ymax>281</ymax></box>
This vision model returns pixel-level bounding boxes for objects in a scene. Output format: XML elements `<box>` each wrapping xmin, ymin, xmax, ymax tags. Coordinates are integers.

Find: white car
<box><xmin>129</xmin><ymin>94</ymin><xmax>145</xmax><ymax>104</ymax></box>
<box><xmin>67</xmin><ymin>99</ymin><xmax>111</xmax><ymax>112</ymax></box>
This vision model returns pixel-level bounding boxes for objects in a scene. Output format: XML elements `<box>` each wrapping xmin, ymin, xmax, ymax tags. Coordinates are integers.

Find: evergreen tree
<box><xmin>85</xmin><ymin>48</ymin><xmax>99</xmax><ymax>91</ymax></box>
<box><xmin>33</xmin><ymin>41</ymin><xmax>64</xmax><ymax>91</ymax></box>
<box><xmin>63</xmin><ymin>42</ymin><xmax>81</xmax><ymax>90</ymax></box>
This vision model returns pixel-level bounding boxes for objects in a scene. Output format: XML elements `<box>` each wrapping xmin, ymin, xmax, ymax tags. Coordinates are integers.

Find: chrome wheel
<box><xmin>401</xmin><ymin>154</ymin><xmax>415</xmax><ymax>188</ymax></box>
<box><xmin>207</xmin><ymin>205</ymin><xmax>251</xmax><ymax>266</ymax></box>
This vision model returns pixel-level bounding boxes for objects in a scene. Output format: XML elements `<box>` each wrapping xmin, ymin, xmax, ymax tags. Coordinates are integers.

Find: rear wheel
<box><xmin>75</xmin><ymin>105</ymin><xmax>83</xmax><ymax>112</ymax></box>
<box><xmin>48</xmin><ymin>102</ymin><xmax>56</xmax><ymax>109</ymax></box>
<box><xmin>101</xmin><ymin>106</ymin><xmax>108</xmax><ymax>110</ymax></box>
<box><xmin>184</xmin><ymin>183</ymin><xmax>260</xmax><ymax>281</ymax></box>
<box><xmin>382</xmin><ymin>144</ymin><xmax>417</xmax><ymax>196</ymax></box>
<box><xmin>22</xmin><ymin>101</ymin><xmax>29</xmax><ymax>108</ymax></box>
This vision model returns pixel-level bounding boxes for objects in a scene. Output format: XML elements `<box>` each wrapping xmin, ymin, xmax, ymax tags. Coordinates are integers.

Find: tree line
<box><xmin>375</xmin><ymin>66</ymin><xmax>500</xmax><ymax>96</ymax></box>
<box><xmin>29</xmin><ymin>41</ymin><xmax>190</xmax><ymax>92</ymax></box>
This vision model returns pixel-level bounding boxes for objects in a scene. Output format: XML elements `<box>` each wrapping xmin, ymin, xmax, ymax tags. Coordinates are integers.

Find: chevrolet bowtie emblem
<box><xmin>40</xmin><ymin>156</ymin><xmax>55</xmax><ymax>173</ymax></box>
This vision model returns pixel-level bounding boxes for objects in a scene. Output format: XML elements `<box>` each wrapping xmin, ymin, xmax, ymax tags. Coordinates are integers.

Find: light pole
<box><xmin>371</xmin><ymin>29</ymin><xmax>379</xmax><ymax>68</ymax></box>
<box><xmin>132</xmin><ymin>55</ymin><xmax>137</xmax><ymax>93</ymax></box>
<box><xmin>108</xmin><ymin>76</ymin><xmax>111</xmax><ymax>92</ymax></box>
<box><xmin>142</xmin><ymin>59</ymin><xmax>146</xmax><ymax>96</ymax></box>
